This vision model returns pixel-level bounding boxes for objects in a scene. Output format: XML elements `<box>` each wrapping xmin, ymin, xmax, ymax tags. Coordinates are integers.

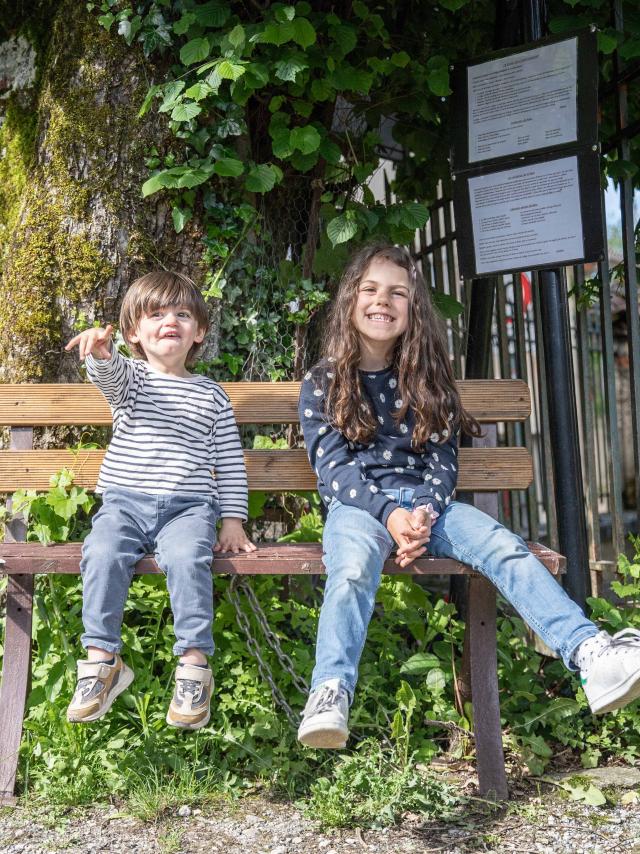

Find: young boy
<box><xmin>64</xmin><ymin>271</ymin><xmax>255</xmax><ymax>730</ymax></box>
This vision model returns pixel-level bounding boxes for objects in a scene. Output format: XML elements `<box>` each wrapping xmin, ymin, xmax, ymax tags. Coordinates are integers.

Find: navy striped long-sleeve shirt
<box><xmin>86</xmin><ymin>348</ymin><xmax>248</xmax><ymax>519</ymax></box>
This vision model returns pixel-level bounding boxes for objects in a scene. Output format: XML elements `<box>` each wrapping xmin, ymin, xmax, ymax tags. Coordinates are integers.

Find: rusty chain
<box><xmin>227</xmin><ymin>576</ymin><xmax>309</xmax><ymax>728</ymax></box>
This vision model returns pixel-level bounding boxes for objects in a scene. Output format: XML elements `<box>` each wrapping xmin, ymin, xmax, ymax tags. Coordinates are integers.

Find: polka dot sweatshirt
<box><xmin>299</xmin><ymin>361</ymin><xmax>458</xmax><ymax>525</ymax></box>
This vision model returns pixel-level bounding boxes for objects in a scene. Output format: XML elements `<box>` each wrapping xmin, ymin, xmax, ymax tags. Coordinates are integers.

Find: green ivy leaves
<box><xmin>142</xmin><ymin>157</ymin><xmax>283</xmax><ymax>197</ymax></box>
<box><xmin>327</xmin><ymin>203</ymin><xmax>430</xmax><ymax>246</ymax></box>
<box><xmin>290</xmin><ymin>125</ymin><xmax>321</xmax><ymax>154</ymax></box>
<box><xmin>327</xmin><ymin>212</ymin><xmax>359</xmax><ymax>247</ymax></box>
<box><xmin>213</xmin><ymin>158</ymin><xmax>244</xmax><ymax>177</ymax></box>
<box><xmin>98</xmin><ymin>0</ymin><xmax>461</xmax><ymax>251</ymax></box>
<box><xmin>255</xmin><ymin>17</ymin><xmax>317</xmax><ymax>49</ymax></box>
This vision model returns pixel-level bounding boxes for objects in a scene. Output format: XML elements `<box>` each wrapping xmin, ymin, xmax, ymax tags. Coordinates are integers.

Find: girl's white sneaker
<box><xmin>578</xmin><ymin>629</ymin><xmax>640</xmax><ymax>714</ymax></box>
<box><xmin>298</xmin><ymin>678</ymin><xmax>349</xmax><ymax>748</ymax></box>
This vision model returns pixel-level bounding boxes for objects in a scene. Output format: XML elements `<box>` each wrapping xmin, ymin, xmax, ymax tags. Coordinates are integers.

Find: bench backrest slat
<box><xmin>0</xmin><ymin>447</ymin><xmax>533</xmax><ymax>492</ymax></box>
<box><xmin>0</xmin><ymin>379</ymin><xmax>534</xmax><ymax>494</ymax></box>
<box><xmin>0</xmin><ymin>380</ymin><xmax>530</xmax><ymax>425</ymax></box>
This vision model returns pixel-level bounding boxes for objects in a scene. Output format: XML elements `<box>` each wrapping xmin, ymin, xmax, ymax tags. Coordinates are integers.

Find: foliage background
<box><xmin>1</xmin><ymin>0</ymin><xmax>640</xmax><ymax>819</ymax></box>
<box><xmin>86</xmin><ymin>0</ymin><xmax>640</xmax><ymax>381</ymax></box>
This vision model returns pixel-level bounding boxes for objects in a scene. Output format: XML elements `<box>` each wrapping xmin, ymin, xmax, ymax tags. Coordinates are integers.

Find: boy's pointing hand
<box><xmin>65</xmin><ymin>324</ymin><xmax>114</xmax><ymax>361</ymax></box>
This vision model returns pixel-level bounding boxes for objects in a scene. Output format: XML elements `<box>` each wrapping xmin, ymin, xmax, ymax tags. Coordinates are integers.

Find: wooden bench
<box><xmin>0</xmin><ymin>379</ymin><xmax>564</xmax><ymax>805</ymax></box>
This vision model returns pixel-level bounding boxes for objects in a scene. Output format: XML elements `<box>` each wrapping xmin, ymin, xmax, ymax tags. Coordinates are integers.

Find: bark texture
<box><xmin>0</xmin><ymin>2</ymin><xmax>212</xmax><ymax>383</ymax></box>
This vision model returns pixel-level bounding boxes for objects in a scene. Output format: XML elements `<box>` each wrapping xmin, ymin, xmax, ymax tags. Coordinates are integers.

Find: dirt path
<box><xmin>1</xmin><ymin>766</ymin><xmax>640</xmax><ymax>853</ymax></box>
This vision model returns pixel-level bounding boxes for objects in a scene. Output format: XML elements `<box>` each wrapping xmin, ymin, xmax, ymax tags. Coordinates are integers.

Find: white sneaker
<box><xmin>578</xmin><ymin>629</ymin><xmax>640</xmax><ymax>714</ymax></box>
<box><xmin>297</xmin><ymin>678</ymin><xmax>349</xmax><ymax>748</ymax></box>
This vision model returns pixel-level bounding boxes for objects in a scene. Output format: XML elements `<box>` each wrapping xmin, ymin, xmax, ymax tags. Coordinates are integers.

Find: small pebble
<box><xmin>177</xmin><ymin>805</ymin><xmax>191</xmax><ymax>818</ymax></box>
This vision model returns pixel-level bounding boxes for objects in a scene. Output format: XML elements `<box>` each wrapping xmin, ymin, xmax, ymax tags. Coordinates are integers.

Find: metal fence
<box><xmin>409</xmin><ymin>187</ymin><xmax>638</xmax><ymax>589</ymax></box>
<box><xmin>393</xmin><ymin>3</ymin><xmax>640</xmax><ymax>596</ymax></box>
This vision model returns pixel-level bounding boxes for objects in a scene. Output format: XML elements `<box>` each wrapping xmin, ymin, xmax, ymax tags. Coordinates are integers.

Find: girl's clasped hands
<box><xmin>388</xmin><ymin>504</ymin><xmax>437</xmax><ymax>568</ymax></box>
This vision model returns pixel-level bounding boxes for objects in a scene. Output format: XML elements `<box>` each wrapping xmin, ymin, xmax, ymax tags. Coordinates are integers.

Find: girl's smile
<box><xmin>352</xmin><ymin>258</ymin><xmax>410</xmax><ymax>369</ymax></box>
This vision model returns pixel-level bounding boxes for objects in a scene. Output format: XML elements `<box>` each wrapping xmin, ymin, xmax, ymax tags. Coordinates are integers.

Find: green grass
<box><xmin>125</xmin><ymin>765</ymin><xmax>228</xmax><ymax>822</ymax></box>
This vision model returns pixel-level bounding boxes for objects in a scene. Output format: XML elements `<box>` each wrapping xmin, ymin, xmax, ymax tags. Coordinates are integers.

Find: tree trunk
<box><xmin>0</xmin><ymin>2</ymin><xmax>213</xmax><ymax>383</ymax></box>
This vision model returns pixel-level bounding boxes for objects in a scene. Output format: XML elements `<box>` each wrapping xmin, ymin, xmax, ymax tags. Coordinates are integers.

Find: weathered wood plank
<box><xmin>0</xmin><ymin>447</ymin><xmax>534</xmax><ymax>492</ymax></box>
<box><xmin>0</xmin><ymin>575</ymin><xmax>34</xmax><ymax>806</ymax></box>
<box><xmin>0</xmin><ymin>541</ymin><xmax>565</xmax><ymax>576</ymax></box>
<box><xmin>0</xmin><ymin>380</ymin><xmax>530</xmax><ymax>425</ymax></box>
<box><xmin>469</xmin><ymin>575</ymin><xmax>509</xmax><ymax>801</ymax></box>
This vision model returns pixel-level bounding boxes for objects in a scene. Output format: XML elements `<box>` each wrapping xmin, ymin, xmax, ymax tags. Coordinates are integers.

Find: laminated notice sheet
<box><xmin>468</xmin><ymin>38</ymin><xmax>578</xmax><ymax>163</ymax></box>
<box><xmin>468</xmin><ymin>156</ymin><xmax>584</xmax><ymax>274</ymax></box>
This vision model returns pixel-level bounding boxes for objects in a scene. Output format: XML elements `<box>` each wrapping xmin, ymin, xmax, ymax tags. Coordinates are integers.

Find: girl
<box><xmin>297</xmin><ymin>243</ymin><xmax>640</xmax><ymax>749</ymax></box>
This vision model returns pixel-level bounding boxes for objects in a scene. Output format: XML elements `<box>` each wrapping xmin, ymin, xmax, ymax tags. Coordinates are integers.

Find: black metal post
<box><xmin>537</xmin><ymin>270</ymin><xmax>590</xmax><ymax>605</ymax></box>
<box><xmin>464</xmin><ymin>279</ymin><xmax>496</xmax><ymax>380</ymax></box>
<box><xmin>520</xmin><ymin>1</ymin><xmax>590</xmax><ymax>608</ymax></box>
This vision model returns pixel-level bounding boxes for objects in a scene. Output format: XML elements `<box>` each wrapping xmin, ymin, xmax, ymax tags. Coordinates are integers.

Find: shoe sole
<box><xmin>67</xmin><ymin>664</ymin><xmax>135</xmax><ymax>723</ymax></box>
<box><xmin>297</xmin><ymin>722</ymin><xmax>348</xmax><ymax>749</ymax></box>
<box><xmin>590</xmin><ymin>670</ymin><xmax>640</xmax><ymax>714</ymax></box>
<box><xmin>165</xmin><ymin>709</ymin><xmax>211</xmax><ymax>730</ymax></box>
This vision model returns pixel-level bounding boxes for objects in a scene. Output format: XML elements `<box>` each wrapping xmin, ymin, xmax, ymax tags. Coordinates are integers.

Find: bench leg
<box><xmin>0</xmin><ymin>574</ymin><xmax>34</xmax><ymax>806</ymax></box>
<box><xmin>468</xmin><ymin>575</ymin><xmax>508</xmax><ymax>801</ymax></box>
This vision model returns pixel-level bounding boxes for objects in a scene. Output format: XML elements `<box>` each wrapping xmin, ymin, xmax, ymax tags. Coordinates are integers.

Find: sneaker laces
<box><xmin>307</xmin><ymin>683</ymin><xmax>344</xmax><ymax>715</ymax></box>
<box><xmin>585</xmin><ymin>628</ymin><xmax>640</xmax><ymax>668</ymax></box>
<box><xmin>608</xmin><ymin>628</ymin><xmax>640</xmax><ymax>650</ymax></box>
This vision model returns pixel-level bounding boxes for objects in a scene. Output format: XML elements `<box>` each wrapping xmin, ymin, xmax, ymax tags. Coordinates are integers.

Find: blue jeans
<box><xmin>80</xmin><ymin>486</ymin><xmax>219</xmax><ymax>656</ymax></box>
<box><xmin>312</xmin><ymin>491</ymin><xmax>598</xmax><ymax>699</ymax></box>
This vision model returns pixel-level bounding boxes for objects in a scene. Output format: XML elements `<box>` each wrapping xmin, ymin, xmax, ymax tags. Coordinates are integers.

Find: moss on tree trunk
<box><xmin>0</xmin><ymin>2</ymin><xmax>211</xmax><ymax>382</ymax></box>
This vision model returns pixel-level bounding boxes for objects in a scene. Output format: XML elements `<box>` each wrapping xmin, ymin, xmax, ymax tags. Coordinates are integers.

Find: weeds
<box><xmin>304</xmin><ymin>739</ymin><xmax>461</xmax><ymax>828</ymax></box>
<box><xmin>158</xmin><ymin>830</ymin><xmax>184</xmax><ymax>854</ymax></box>
<box><xmin>2</xmin><ymin>475</ymin><xmax>640</xmax><ymax>825</ymax></box>
<box><xmin>125</xmin><ymin>765</ymin><xmax>227</xmax><ymax>822</ymax></box>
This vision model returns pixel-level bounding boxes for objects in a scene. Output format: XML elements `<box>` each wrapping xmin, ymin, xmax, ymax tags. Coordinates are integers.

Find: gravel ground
<box><xmin>1</xmin><ymin>766</ymin><xmax>639</xmax><ymax>854</ymax></box>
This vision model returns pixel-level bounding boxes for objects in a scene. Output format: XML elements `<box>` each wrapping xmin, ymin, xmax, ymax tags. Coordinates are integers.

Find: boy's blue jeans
<box><xmin>312</xmin><ymin>491</ymin><xmax>599</xmax><ymax>699</ymax></box>
<box><xmin>80</xmin><ymin>486</ymin><xmax>219</xmax><ymax>657</ymax></box>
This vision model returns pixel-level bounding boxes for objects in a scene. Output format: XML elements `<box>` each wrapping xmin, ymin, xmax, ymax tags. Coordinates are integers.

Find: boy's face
<box><xmin>129</xmin><ymin>304</ymin><xmax>205</xmax><ymax>373</ymax></box>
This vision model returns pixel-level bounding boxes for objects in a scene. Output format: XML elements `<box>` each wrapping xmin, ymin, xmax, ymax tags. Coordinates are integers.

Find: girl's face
<box><xmin>352</xmin><ymin>257</ymin><xmax>411</xmax><ymax>358</ymax></box>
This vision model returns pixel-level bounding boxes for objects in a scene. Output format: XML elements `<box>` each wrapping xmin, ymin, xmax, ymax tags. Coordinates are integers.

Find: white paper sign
<box><xmin>468</xmin><ymin>156</ymin><xmax>584</xmax><ymax>274</ymax></box>
<box><xmin>468</xmin><ymin>38</ymin><xmax>578</xmax><ymax>163</ymax></box>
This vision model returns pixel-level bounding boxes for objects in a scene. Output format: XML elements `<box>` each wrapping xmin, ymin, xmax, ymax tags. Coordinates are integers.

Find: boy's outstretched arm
<box><xmin>214</xmin><ymin>518</ymin><xmax>256</xmax><ymax>554</ymax></box>
<box><xmin>65</xmin><ymin>324</ymin><xmax>114</xmax><ymax>361</ymax></box>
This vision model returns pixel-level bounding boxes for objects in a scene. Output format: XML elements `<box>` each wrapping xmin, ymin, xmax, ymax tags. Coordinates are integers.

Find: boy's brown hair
<box><xmin>119</xmin><ymin>272</ymin><xmax>209</xmax><ymax>363</ymax></box>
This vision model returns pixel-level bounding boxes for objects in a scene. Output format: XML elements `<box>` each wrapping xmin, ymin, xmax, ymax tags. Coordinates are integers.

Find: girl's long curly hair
<box><xmin>321</xmin><ymin>243</ymin><xmax>481</xmax><ymax>448</ymax></box>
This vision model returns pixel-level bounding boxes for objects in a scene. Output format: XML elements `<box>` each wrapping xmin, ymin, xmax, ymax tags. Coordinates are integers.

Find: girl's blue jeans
<box><xmin>80</xmin><ymin>486</ymin><xmax>219</xmax><ymax>657</ymax></box>
<box><xmin>312</xmin><ymin>491</ymin><xmax>599</xmax><ymax>699</ymax></box>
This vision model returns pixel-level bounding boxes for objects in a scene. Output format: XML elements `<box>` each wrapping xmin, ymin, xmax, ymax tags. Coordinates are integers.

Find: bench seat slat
<box><xmin>0</xmin><ymin>447</ymin><xmax>533</xmax><ymax>491</ymax></box>
<box><xmin>0</xmin><ymin>541</ymin><xmax>565</xmax><ymax>577</ymax></box>
<box><xmin>0</xmin><ymin>379</ymin><xmax>530</xmax><ymax>425</ymax></box>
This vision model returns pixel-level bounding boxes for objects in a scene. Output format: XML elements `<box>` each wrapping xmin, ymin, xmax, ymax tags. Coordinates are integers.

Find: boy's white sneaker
<box><xmin>577</xmin><ymin>629</ymin><xmax>640</xmax><ymax>714</ymax></box>
<box><xmin>298</xmin><ymin>678</ymin><xmax>349</xmax><ymax>748</ymax></box>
